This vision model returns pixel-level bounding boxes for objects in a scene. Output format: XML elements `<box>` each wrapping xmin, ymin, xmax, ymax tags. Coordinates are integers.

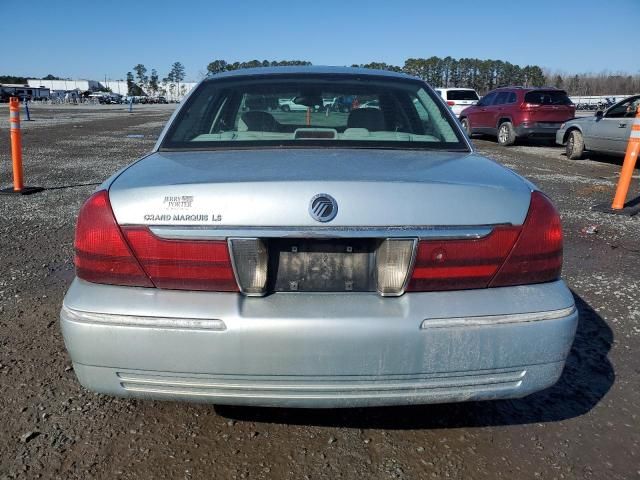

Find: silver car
<box><xmin>61</xmin><ymin>66</ymin><xmax>577</xmax><ymax>408</ymax></box>
<box><xmin>557</xmin><ymin>94</ymin><xmax>640</xmax><ymax>159</ymax></box>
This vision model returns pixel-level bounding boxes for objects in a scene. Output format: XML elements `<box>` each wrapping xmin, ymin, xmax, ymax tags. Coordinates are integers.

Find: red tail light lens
<box><xmin>122</xmin><ymin>227</ymin><xmax>238</xmax><ymax>292</ymax></box>
<box><xmin>74</xmin><ymin>190</ymin><xmax>153</xmax><ymax>287</ymax></box>
<box><xmin>520</xmin><ymin>102</ymin><xmax>541</xmax><ymax>110</ymax></box>
<box><xmin>406</xmin><ymin>227</ymin><xmax>520</xmax><ymax>291</ymax></box>
<box><xmin>74</xmin><ymin>190</ymin><xmax>238</xmax><ymax>292</ymax></box>
<box><xmin>447</xmin><ymin>100</ymin><xmax>456</xmax><ymax>106</ymax></box>
<box><xmin>490</xmin><ymin>191</ymin><xmax>562</xmax><ymax>287</ymax></box>
<box><xmin>407</xmin><ymin>191</ymin><xmax>563</xmax><ymax>292</ymax></box>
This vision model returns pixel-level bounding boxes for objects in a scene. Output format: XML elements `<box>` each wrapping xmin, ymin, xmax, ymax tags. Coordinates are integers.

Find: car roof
<box><xmin>205</xmin><ymin>65</ymin><xmax>417</xmax><ymax>81</ymax></box>
<box><xmin>436</xmin><ymin>87</ymin><xmax>477</xmax><ymax>91</ymax></box>
<box><xmin>493</xmin><ymin>86</ymin><xmax>564</xmax><ymax>92</ymax></box>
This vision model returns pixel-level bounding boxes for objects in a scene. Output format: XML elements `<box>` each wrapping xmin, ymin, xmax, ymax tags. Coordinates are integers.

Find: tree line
<box><xmin>545</xmin><ymin>71</ymin><xmax>640</xmax><ymax>97</ymax></box>
<box><xmin>205</xmin><ymin>57</ymin><xmax>640</xmax><ymax>96</ymax></box>
<box><xmin>126</xmin><ymin>62</ymin><xmax>186</xmax><ymax>97</ymax></box>
<box><xmin>206</xmin><ymin>57</ymin><xmax>545</xmax><ymax>94</ymax></box>
<box><xmin>206</xmin><ymin>59</ymin><xmax>311</xmax><ymax>74</ymax></box>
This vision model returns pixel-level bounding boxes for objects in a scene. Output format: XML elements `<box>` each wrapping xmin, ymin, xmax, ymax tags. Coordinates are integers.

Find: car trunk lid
<box><xmin>108</xmin><ymin>149</ymin><xmax>532</xmax><ymax>228</ymax></box>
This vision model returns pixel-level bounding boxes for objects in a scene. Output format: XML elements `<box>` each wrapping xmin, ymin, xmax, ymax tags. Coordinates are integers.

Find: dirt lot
<box><xmin>0</xmin><ymin>104</ymin><xmax>638</xmax><ymax>479</ymax></box>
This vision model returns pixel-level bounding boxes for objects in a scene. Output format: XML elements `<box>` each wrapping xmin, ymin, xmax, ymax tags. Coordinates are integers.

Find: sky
<box><xmin>4</xmin><ymin>0</ymin><xmax>639</xmax><ymax>82</ymax></box>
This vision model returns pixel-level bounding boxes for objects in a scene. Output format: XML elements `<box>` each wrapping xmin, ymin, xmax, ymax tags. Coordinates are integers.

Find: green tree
<box><xmin>357</xmin><ymin>62</ymin><xmax>402</xmax><ymax>72</ymax></box>
<box><xmin>169</xmin><ymin>62</ymin><xmax>185</xmax><ymax>83</ymax></box>
<box><xmin>126</xmin><ymin>71</ymin><xmax>135</xmax><ymax>95</ymax></box>
<box><xmin>169</xmin><ymin>62</ymin><xmax>186</xmax><ymax>98</ymax></box>
<box><xmin>149</xmin><ymin>69</ymin><xmax>159</xmax><ymax>95</ymax></box>
<box><xmin>207</xmin><ymin>60</ymin><xmax>229</xmax><ymax>74</ymax></box>
<box><xmin>133</xmin><ymin>64</ymin><xmax>148</xmax><ymax>91</ymax></box>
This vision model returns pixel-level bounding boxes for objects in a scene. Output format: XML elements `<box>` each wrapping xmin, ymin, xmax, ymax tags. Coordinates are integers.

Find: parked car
<box><xmin>460</xmin><ymin>87</ymin><xmax>575</xmax><ymax>146</ymax></box>
<box><xmin>61</xmin><ymin>66</ymin><xmax>576</xmax><ymax>408</ymax></box>
<box><xmin>279</xmin><ymin>97</ymin><xmax>317</xmax><ymax>112</ymax></box>
<box><xmin>435</xmin><ymin>88</ymin><xmax>479</xmax><ymax>117</ymax></box>
<box><xmin>556</xmin><ymin>94</ymin><xmax>640</xmax><ymax>159</ymax></box>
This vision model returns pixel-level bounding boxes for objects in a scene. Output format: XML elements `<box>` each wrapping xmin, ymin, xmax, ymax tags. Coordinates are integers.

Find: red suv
<box><xmin>459</xmin><ymin>87</ymin><xmax>575</xmax><ymax>146</ymax></box>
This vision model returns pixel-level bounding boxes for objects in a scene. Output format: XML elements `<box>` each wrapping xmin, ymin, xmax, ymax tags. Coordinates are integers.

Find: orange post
<box><xmin>9</xmin><ymin>97</ymin><xmax>24</xmax><ymax>191</ymax></box>
<box><xmin>611</xmin><ymin>106</ymin><xmax>640</xmax><ymax>210</ymax></box>
<box><xmin>1</xmin><ymin>97</ymin><xmax>42</xmax><ymax>195</ymax></box>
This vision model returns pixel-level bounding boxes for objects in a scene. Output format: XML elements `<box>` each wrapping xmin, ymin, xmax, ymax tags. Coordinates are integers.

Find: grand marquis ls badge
<box><xmin>309</xmin><ymin>194</ymin><xmax>338</xmax><ymax>222</ymax></box>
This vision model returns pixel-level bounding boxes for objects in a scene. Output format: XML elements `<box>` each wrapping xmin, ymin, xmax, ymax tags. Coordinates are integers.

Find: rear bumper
<box><xmin>61</xmin><ymin>279</ymin><xmax>578</xmax><ymax>407</ymax></box>
<box><xmin>515</xmin><ymin>122</ymin><xmax>563</xmax><ymax>138</ymax></box>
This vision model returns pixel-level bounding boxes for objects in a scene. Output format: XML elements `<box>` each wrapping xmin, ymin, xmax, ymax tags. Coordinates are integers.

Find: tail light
<box><xmin>74</xmin><ymin>191</ymin><xmax>153</xmax><ymax>287</ymax></box>
<box><xmin>520</xmin><ymin>102</ymin><xmax>541</xmax><ymax>110</ymax></box>
<box><xmin>123</xmin><ymin>227</ymin><xmax>238</xmax><ymax>292</ymax></box>
<box><xmin>407</xmin><ymin>192</ymin><xmax>562</xmax><ymax>291</ymax></box>
<box><xmin>406</xmin><ymin>227</ymin><xmax>520</xmax><ymax>292</ymax></box>
<box><xmin>490</xmin><ymin>192</ymin><xmax>562</xmax><ymax>287</ymax></box>
<box><xmin>447</xmin><ymin>100</ymin><xmax>456</xmax><ymax>106</ymax></box>
<box><xmin>74</xmin><ymin>190</ymin><xmax>238</xmax><ymax>291</ymax></box>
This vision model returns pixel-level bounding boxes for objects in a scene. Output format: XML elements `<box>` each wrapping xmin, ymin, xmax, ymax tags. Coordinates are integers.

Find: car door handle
<box><xmin>618</xmin><ymin>123</ymin><xmax>627</xmax><ymax>128</ymax></box>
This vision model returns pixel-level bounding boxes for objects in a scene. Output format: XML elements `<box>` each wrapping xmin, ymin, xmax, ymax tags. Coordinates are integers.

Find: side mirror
<box><xmin>595</xmin><ymin>110</ymin><xmax>604</xmax><ymax>118</ymax></box>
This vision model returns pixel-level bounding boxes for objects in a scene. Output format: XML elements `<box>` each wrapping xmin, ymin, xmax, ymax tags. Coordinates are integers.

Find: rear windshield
<box><xmin>524</xmin><ymin>90</ymin><xmax>572</xmax><ymax>105</ymax></box>
<box><xmin>446</xmin><ymin>90</ymin><xmax>479</xmax><ymax>101</ymax></box>
<box><xmin>161</xmin><ymin>74</ymin><xmax>467</xmax><ymax>151</ymax></box>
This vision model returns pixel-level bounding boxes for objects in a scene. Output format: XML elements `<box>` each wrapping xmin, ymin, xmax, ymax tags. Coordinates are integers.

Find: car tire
<box><xmin>460</xmin><ymin>117</ymin><xmax>472</xmax><ymax>137</ymax></box>
<box><xmin>281</xmin><ymin>105</ymin><xmax>290</xmax><ymax>112</ymax></box>
<box><xmin>566</xmin><ymin>130</ymin><xmax>585</xmax><ymax>160</ymax></box>
<box><xmin>497</xmin><ymin>121</ymin><xmax>516</xmax><ymax>146</ymax></box>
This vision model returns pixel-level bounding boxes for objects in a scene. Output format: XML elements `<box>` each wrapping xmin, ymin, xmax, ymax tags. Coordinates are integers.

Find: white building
<box><xmin>27</xmin><ymin>78</ymin><xmax>198</xmax><ymax>100</ymax></box>
<box><xmin>27</xmin><ymin>79</ymin><xmax>101</xmax><ymax>92</ymax></box>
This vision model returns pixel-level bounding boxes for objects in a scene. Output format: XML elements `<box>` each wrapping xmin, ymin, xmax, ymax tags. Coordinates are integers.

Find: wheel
<box><xmin>566</xmin><ymin>130</ymin><xmax>585</xmax><ymax>160</ymax></box>
<box><xmin>460</xmin><ymin>117</ymin><xmax>472</xmax><ymax>136</ymax></box>
<box><xmin>280</xmin><ymin>104</ymin><xmax>290</xmax><ymax>112</ymax></box>
<box><xmin>497</xmin><ymin>121</ymin><xmax>516</xmax><ymax>146</ymax></box>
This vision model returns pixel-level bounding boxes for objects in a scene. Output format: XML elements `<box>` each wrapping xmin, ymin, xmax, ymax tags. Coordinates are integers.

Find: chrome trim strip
<box><xmin>149</xmin><ymin>225</ymin><xmax>495</xmax><ymax>241</ymax></box>
<box><xmin>420</xmin><ymin>306</ymin><xmax>576</xmax><ymax>329</ymax></box>
<box><xmin>117</xmin><ymin>368</ymin><xmax>525</xmax><ymax>392</ymax></box>
<box><xmin>61</xmin><ymin>306</ymin><xmax>227</xmax><ymax>331</ymax></box>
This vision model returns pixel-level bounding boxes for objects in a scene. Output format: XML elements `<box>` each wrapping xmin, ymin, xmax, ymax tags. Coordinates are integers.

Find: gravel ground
<box><xmin>0</xmin><ymin>104</ymin><xmax>638</xmax><ymax>479</ymax></box>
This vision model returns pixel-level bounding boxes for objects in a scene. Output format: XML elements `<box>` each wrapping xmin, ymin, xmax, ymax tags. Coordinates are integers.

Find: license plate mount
<box><xmin>268</xmin><ymin>239</ymin><xmax>377</xmax><ymax>292</ymax></box>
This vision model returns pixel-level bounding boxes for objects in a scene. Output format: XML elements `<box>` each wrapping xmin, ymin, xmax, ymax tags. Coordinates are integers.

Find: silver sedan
<box><xmin>557</xmin><ymin>95</ymin><xmax>640</xmax><ymax>159</ymax></box>
<box><xmin>60</xmin><ymin>66</ymin><xmax>577</xmax><ymax>408</ymax></box>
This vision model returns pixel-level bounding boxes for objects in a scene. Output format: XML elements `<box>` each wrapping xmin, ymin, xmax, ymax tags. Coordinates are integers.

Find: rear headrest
<box><xmin>347</xmin><ymin>108</ymin><xmax>385</xmax><ymax>131</ymax></box>
<box><xmin>241</xmin><ymin>111</ymin><xmax>280</xmax><ymax>132</ymax></box>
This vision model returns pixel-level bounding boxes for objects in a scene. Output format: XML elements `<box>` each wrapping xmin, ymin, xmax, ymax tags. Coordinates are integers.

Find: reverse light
<box><xmin>228</xmin><ymin>238</ymin><xmax>269</xmax><ymax>296</ymax></box>
<box><xmin>375</xmin><ymin>239</ymin><xmax>416</xmax><ymax>296</ymax></box>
